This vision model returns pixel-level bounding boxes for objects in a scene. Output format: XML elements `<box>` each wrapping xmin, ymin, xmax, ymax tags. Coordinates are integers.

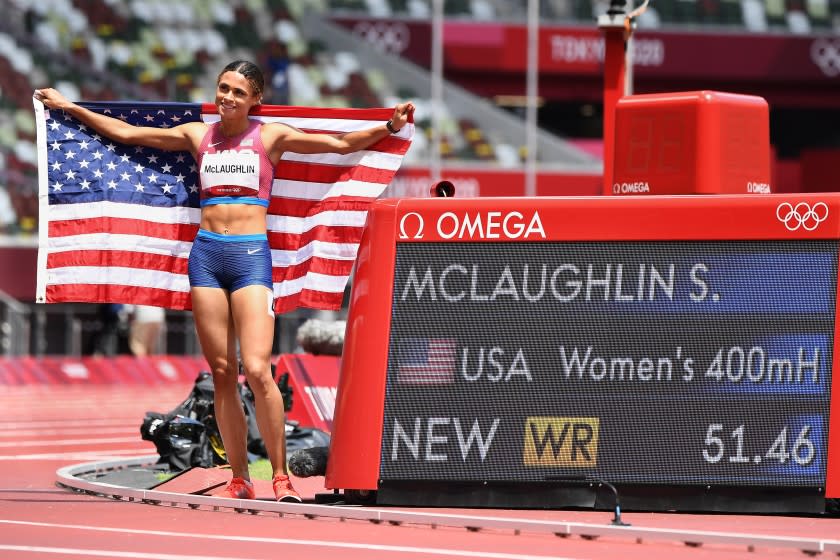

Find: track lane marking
<box><xmin>0</xmin><ymin>427</ymin><xmax>137</xmax><ymax>437</ymax></box>
<box><xmin>0</xmin><ymin>437</ymin><xmax>141</xmax><ymax>448</ymax></box>
<box><xmin>0</xmin><ymin>545</ymin><xmax>255</xmax><ymax>560</ymax></box>
<box><xmin>0</xmin><ymin>519</ymin><xmax>579</xmax><ymax>560</ymax></box>
<box><xmin>0</xmin><ymin>449</ymin><xmax>151</xmax><ymax>460</ymax></box>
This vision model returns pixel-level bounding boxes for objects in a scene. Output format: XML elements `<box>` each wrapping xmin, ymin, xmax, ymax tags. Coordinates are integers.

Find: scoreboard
<box><xmin>326</xmin><ymin>195</ymin><xmax>840</xmax><ymax>513</ymax></box>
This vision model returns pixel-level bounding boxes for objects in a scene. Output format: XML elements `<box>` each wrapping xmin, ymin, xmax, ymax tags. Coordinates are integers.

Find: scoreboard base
<box><xmin>376</xmin><ymin>481</ymin><xmax>826</xmax><ymax>514</ymax></box>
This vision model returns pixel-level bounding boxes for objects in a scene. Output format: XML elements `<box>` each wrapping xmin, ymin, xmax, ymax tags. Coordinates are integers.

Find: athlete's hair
<box><xmin>217</xmin><ymin>60</ymin><xmax>265</xmax><ymax>97</ymax></box>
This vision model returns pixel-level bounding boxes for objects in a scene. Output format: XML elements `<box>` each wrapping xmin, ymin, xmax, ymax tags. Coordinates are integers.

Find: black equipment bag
<box><xmin>140</xmin><ymin>368</ymin><xmax>325</xmax><ymax>472</ymax></box>
<box><xmin>140</xmin><ymin>371</ymin><xmax>262</xmax><ymax>471</ymax></box>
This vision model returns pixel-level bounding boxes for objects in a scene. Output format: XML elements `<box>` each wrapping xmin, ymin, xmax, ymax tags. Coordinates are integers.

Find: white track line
<box><xmin>0</xmin><ymin>437</ymin><xmax>141</xmax><ymax>448</ymax></box>
<box><xmin>0</xmin><ymin>520</ymin><xmax>579</xmax><ymax>560</ymax></box>
<box><xmin>0</xmin><ymin>449</ymin><xmax>151</xmax><ymax>460</ymax></box>
<box><xmin>0</xmin><ymin>545</ymin><xmax>256</xmax><ymax>560</ymax></box>
<box><xmin>0</xmin><ymin>427</ymin><xmax>136</xmax><ymax>437</ymax></box>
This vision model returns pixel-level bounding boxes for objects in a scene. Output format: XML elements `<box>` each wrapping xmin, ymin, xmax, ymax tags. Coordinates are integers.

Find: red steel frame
<box><xmin>326</xmin><ymin>194</ymin><xmax>840</xmax><ymax>499</ymax></box>
<box><xmin>600</xmin><ymin>23</ymin><xmax>629</xmax><ymax>195</ymax></box>
<box><xmin>325</xmin><ymin>201</ymin><xmax>401</xmax><ymax>491</ymax></box>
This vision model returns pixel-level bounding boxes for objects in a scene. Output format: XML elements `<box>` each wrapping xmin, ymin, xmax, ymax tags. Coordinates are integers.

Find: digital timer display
<box><xmin>379</xmin><ymin>241</ymin><xmax>835</xmax><ymax>487</ymax></box>
<box><xmin>612</xmin><ymin>91</ymin><xmax>771</xmax><ymax>195</ymax></box>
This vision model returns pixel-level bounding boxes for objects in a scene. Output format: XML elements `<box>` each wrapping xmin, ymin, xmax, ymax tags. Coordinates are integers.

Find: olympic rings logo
<box><xmin>776</xmin><ymin>202</ymin><xmax>829</xmax><ymax>231</ymax></box>
<box><xmin>811</xmin><ymin>38</ymin><xmax>840</xmax><ymax>78</ymax></box>
<box><xmin>352</xmin><ymin>21</ymin><xmax>410</xmax><ymax>54</ymax></box>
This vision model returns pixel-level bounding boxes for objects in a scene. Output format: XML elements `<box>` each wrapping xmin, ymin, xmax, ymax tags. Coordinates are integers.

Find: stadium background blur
<box><xmin>0</xmin><ymin>0</ymin><xmax>838</xmax><ymax>357</ymax></box>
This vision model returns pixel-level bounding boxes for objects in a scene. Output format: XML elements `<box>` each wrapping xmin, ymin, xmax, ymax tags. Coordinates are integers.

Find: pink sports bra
<box><xmin>197</xmin><ymin>120</ymin><xmax>274</xmax><ymax>208</ymax></box>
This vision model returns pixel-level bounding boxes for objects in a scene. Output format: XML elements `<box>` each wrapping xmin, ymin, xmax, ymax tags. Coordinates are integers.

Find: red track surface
<box><xmin>1</xmin><ymin>383</ymin><xmax>839</xmax><ymax>560</ymax></box>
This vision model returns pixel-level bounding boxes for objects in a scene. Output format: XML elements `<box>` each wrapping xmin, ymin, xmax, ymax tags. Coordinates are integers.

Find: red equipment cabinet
<box><xmin>612</xmin><ymin>91</ymin><xmax>771</xmax><ymax>196</ymax></box>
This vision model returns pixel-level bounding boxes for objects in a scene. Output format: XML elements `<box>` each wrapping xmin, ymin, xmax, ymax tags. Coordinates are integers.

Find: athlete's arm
<box><xmin>264</xmin><ymin>102</ymin><xmax>414</xmax><ymax>158</ymax></box>
<box><xmin>34</xmin><ymin>88</ymin><xmax>204</xmax><ymax>152</ymax></box>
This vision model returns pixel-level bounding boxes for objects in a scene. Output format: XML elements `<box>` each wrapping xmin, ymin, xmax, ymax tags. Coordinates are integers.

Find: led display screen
<box><xmin>380</xmin><ymin>240</ymin><xmax>835</xmax><ymax>487</ymax></box>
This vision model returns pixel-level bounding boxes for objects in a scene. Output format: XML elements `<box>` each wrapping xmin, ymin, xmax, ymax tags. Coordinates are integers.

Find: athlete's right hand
<box><xmin>34</xmin><ymin>88</ymin><xmax>71</xmax><ymax>111</ymax></box>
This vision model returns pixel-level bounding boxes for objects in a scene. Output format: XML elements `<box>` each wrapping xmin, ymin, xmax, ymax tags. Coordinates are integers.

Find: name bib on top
<box><xmin>200</xmin><ymin>150</ymin><xmax>260</xmax><ymax>196</ymax></box>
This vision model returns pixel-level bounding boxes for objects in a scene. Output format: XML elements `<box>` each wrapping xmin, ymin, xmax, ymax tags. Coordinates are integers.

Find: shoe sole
<box><xmin>277</xmin><ymin>495</ymin><xmax>303</xmax><ymax>503</ymax></box>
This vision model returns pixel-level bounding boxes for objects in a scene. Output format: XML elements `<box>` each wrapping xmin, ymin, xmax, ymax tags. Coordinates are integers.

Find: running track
<box><xmin>1</xmin><ymin>379</ymin><xmax>839</xmax><ymax>559</ymax></box>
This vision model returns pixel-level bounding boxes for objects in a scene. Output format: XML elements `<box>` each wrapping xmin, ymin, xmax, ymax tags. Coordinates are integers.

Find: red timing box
<box><xmin>612</xmin><ymin>90</ymin><xmax>771</xmax><ymax>195</ymax></box>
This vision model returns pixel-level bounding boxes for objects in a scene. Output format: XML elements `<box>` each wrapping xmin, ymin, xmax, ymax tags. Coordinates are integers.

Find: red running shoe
<box><xmin>272</xmin><ymin>474</ymin><xmax>302</xmax><ymax>503</ymax></box>
<box><xmin>221</xmin><ymin>477</ymin><xmax>255</xmax><ymax>500</ymax></box>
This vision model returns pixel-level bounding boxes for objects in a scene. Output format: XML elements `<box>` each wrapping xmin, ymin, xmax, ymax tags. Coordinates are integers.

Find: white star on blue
<box><xmin>46</xmin><ymin>102</ymin><xmax>203</xmax><ymax>209</ymax></box>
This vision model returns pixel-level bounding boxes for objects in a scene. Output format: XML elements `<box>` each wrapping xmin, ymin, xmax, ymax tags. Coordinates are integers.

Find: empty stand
<box><xmin>1</xmin><ymin>0</ymin><xmax>839</xmax><ymax>232</ymax></box>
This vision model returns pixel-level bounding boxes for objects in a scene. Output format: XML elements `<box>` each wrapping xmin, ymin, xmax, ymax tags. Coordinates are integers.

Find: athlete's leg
<box><xmin>231</xmin><ymin>284</ymin><xmax>289</xmax><ymax>477</ymax></box>
<box><xmin>191</xmin><ymin>286</ymin><xmax>250</xmax><ymax>479</ymax></box>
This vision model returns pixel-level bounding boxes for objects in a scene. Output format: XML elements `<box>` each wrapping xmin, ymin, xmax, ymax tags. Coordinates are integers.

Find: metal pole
<box><xmin>430</xmin><ymin>0</ymin><xmax>444</xmax><ymax>184</ymax></box>
<box><xmin>34</xmin><ymin>307</ymin><xmax>47</xmax><ymax>356</ymax></box>
<box><xmin>598</xmin><ymin>0</ymin><xmax>630</xmax><ymax>195</ymax></box>
<box><xmin>525</xmin><ymin>0</ymin><xmax>539</xmax><ymax>197</ymax></box>
<box><xmin>0</xmin><ymin>289</ymin><xmax>30</xmax><ymax>356</ymax></box>
<box><xmin>625</xmin><ymin>1</ymin><xmax>634</xmax><ymax>96</ymax></box>
<box><xmin>599</xmin><ymin>0</ymin><xmax>647</xmax><ymax>194</ymax></box>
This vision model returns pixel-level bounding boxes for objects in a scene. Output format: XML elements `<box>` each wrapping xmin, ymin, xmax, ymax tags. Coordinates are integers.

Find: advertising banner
<box><xmin>332</xmin><ymin>17</ymin><xmax>840</xmax><ymax>105</ymax></box>
<box><xmin>389</xmin><ymin>166</ymin><xmax>601</xmax><ymax>197</ymax></box>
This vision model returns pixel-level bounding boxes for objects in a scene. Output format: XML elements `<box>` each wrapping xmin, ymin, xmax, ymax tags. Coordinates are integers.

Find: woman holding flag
<box><xmin>36</xmin><ymin>60</ymin><xmax>413</xmax><ymax>502</ymax></box>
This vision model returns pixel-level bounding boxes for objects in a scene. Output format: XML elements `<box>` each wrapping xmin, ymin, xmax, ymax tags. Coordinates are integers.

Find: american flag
<box><xmin>395</xmin><ymin>338</ymin><xmax>458</xmax><ymax>385</ymax></box>
<box><xmin>34</xmin><ymin>99</ymin><xmax>413</xmax><ymax>313</ymax></box>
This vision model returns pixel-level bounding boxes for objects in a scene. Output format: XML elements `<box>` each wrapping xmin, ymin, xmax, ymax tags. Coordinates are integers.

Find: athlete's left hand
<box><xmin>390</xmin><ymin>102</ymin><xmax>415</xmax><ymax>132</ymax></box>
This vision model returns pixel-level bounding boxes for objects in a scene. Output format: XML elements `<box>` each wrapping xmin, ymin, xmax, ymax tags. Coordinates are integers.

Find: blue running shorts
<box><xmin>188</xmin><ymin>229</ymin><xmax>273</xmax><ymax>292</ymax></box>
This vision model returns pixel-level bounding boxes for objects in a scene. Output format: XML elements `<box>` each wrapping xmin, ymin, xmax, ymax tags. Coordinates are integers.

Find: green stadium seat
<box><xmin>805</xmin><ymin>0</ymin><xmax>832</xmax><ymax>26</ymax></box>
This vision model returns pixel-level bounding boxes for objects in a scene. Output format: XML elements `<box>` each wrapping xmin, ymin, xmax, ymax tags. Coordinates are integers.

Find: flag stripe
<box><xmin>267</xmin><ymin>229</ymin><xmax>362</xmax><ymax>259</ymax></box>
<box><xmin>269</xmin><ymin>240</ymin><xmax>361</xmax><ymax>266</ymax></box>
<box><xmin>281</xmin><ymin>289</ymin><xmax>344</xmax><ymax>313</ymax></box>
<box><xmin>47</xmin><ymin>250</ymin><xmax>189</xmax><ymax>274</ymax></box>
<box><xmin>43</xmin><ymin>200</ymin><xmax>199</xmax><ymax>224</ymax></box>
<box><xmin>275</xmin><ymin>159</ymin><xmax>398</xmax><ymax>185</ymax></box>
<box><xmin>281</xmin><ymin>147</ymin><xmax>410</xmax><ymax>169</ymax></box>
<box><xmin>273</xmin><ymin>178</ymin><xmax>387</xmax><ymax>201</ymax></box>
<box><xmin>46</xmin><ymin>284</ymin><xmax>191</xmax><ymax>309</ymax></box>
<box><xmin>45</xmin><ymin>232</ymin><xmax>193</xmax><ymax>258</ymax></box>
<box><xmin>48</xmin><ymin>218</ymin><xmax>198</xmax><ymax>242</ymax></box>
<box><xmin>274</xmin><ymin>270</ymin><xmax>351</xmax><ymax>296</ymax></box>
<box><xmin>48</xmin><ymin>266</ymin><xmax>190</xmax><ymax>292</ymax></box>
<box><xmin>285</xmin><ymin>133</ymin><xmax>411</xmax><ymax>155</ymax></box>
<box><xmin>268</xmin><ymin>197</ymin><xmax>378</xmax><ymax>219</ymax></box>
<box><xmin>35</xmin><ymin>100</ymin><xmax>412</xmax><ymax>311</ymax></box>
<box><xmin>272</xmin><ymin>257</ymin><xmax>355</xmax><ymax>282</ymax></box>
<box><xmin>266</xmin><ymin>210</ymin><xmax>369</xmax><ymax>233</ymax></box>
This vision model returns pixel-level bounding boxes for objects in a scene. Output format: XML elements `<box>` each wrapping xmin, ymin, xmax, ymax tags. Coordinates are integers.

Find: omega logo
<box><xmin>399</xmin><ymin>212</ymin><xmax>425</xmax><ymax>240</ymax></box>
<box><xmin>398</xmin><ymin>211</ymin><xmax>546</xmax><ymax>240</ymax></box>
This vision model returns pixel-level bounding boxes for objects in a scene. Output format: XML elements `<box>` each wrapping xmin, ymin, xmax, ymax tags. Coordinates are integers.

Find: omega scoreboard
<box><xmin>326</xmin><ymin>195</ymin><xmax>840</xmax><ymax>513</ymax></box>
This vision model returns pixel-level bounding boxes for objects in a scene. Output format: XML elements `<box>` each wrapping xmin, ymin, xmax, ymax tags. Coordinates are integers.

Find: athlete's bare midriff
<box><xmin>200</xmin><ymin>203</ymin><xmax>268</xmax><ymax>236</ymax></box>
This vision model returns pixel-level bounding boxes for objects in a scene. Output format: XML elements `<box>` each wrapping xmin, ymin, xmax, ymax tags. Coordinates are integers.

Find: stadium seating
<box><xmin>1</xmin><ymin>0</ymin><xmax>525</xmax><ymax>231</ymax></box>
<box><xmin>1</xmin><ymin>0</ymin><xmax>838</xmax><ymax>232</ymax></box>
<box><xmin>324</xmin><ymin>0</ymin><xmax>839</xmax><ymax>32</ymax></box>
